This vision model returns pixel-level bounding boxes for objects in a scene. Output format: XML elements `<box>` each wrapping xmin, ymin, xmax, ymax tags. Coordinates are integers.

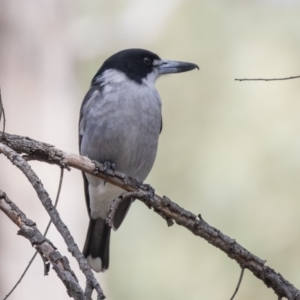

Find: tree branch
<box><xmin>0</xmin><ymin>89</ymin><xmax>6</xmax><ymax>134</ymax></box>
<box><xmin>0</xmin><ymin>141</ymin><xmax>105</xmax><ymax>300</ymax></box>
<box><xmin>0</xmin><ymin>190</ymin><xmax>84</xmax><ymax>300</ymax></box>
<box><xmin>3</xmin><ymin>167</ymin><xmax>64</xmax><ymax>300</ymax></box>
<box><xmin>1</xmin><ymin>131</ymin><xmax>300</xmax><ymax>299</ymax></box>
<box><xmin>235</xmin><ymin>75</ymin><xmax>300</xmax><ymax>81</ymax></box>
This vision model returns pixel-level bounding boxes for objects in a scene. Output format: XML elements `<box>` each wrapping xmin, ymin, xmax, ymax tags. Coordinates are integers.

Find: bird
<box><xmin>79</xmin><ymin>48</ymin><xmax>198</xmax><ymax>272</ymax></box>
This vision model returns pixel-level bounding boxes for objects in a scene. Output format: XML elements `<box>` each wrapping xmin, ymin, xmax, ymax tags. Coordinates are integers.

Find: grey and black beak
<box><xmin>156</xmin><ymin>59</ymin><xmax>199</xmax><ymax>75</ymax></box>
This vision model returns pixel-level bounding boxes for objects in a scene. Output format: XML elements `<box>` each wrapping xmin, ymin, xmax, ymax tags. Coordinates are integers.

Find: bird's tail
<box><xmin>83</xmin><ymin>218</ymin><xmax>111</xmax><ymax>272</ymax></box>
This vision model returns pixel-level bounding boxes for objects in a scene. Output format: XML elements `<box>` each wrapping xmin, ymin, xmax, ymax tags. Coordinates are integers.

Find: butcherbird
<box><xmin>79</xmin><ymin>48</ymin><xmax>198</xmax><ymax>272</ymax></box>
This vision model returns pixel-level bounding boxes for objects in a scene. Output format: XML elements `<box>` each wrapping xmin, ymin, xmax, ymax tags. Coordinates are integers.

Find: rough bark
<box><xmin>1</xmin><ymin>131</ymin><xmax>299</xmax><ymax>300</ymax></box>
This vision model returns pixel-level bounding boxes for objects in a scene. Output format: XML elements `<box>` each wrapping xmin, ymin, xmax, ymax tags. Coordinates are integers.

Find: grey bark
<box><xmin>0</xmin><ymin>131</ymin><xmax>299</xmax><ymax>300</ymax></box>
<box><xmin>0</xmin><ymin>190</ymin><xmax>84</xmax><ymax>300</ymax></box>
<box><xmin>0</xmin><ymin>141</ymin><xmax>105</xmax><ymax>300</ymax></box>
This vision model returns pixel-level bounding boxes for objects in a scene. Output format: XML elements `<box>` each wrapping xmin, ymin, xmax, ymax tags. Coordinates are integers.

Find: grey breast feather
<box><xmin>79</xmin><ymin>78</ymin><xmax>162</xmax><ymax>181</ymax></box>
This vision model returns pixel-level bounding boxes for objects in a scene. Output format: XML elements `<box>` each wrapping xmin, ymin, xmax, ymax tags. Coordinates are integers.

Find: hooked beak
<box><xmin>156</xmin><ymin>59</ymin><xmax>199</xmax><ymax>75</ymax></box>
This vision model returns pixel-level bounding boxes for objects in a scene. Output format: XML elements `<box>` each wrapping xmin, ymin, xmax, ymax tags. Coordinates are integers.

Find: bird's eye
<box><xmin>143</xmin><ymin>57</ymin><xmax>151</xmax><ymax>66</ymax></box>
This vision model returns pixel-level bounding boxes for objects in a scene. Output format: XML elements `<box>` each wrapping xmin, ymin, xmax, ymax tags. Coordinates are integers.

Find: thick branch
<box><xmin>0</xmin><ymin>140</ymin><xmax>105</xmax><ymax>300</ymax></box>
<box><xmin>0</xmin><ymin>190</ymin><xmax>84</xmax><ymax>300</ymax></box>
<box><xmin>1</xmin><ymin>131</ymin><xmax>300</xmax><ymax>299</ymax></box>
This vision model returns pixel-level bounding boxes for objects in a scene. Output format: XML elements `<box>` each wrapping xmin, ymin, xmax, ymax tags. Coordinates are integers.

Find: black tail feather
<box><xmin>83</xmin><ymin>218</ymin><xmax>111</xmax><ymax>272</ymax></box>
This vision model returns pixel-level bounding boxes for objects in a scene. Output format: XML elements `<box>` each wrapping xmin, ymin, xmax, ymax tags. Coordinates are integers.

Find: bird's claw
<box><xmin>92</xmin><ymin>160</ymin><xmax>115</xmax><ymax>177</ymax></box>
<box><xmin>122</xmin><ymin>176</ymin><xmax>129</xmax><ymax>185</ymax></box>
<box><xmin>102</xmin><ymin>161</ymin><xmax>116</xmax><ymax>175</ymax></box>
<box><xmin>142</xmin><ymin>183</ymin><xmax>155</xmax><ymax>203</ymax></box>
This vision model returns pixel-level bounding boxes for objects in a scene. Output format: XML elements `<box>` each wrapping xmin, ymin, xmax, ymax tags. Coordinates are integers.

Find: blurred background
<box><xmin>1</xmin><ymin>0</ymin><xmax>300</xmax><ymax>299</ymax></box>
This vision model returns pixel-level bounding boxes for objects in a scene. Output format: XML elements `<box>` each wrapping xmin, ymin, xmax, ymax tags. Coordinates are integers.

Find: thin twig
<box><xmin>229</xmin><ymin>268</ymin><xmax>245</xmax><ymax>300</ymax></box>
<box><xmin>235</xmin><ymin>75</ymin><xmax>300</xmax><ymax>81</ymax></box>
<box><xmin>3</xmin><ymin>167</ymin><xmax>64</xmax><ymax>300</ymax></box>
<box><xmin>106</xmin><ymin>191</ymin><xmax>144</xmax><ymax>228</ymax></box>
<box><xmin>3</xmin><ymin>252</ymin><xmax>38</xmax><ymax>300</ymax></box>
<box><xmin>44</xmin><ymin>167</ymin><xmax>64</xmax><ymax>235</ymax></box>
<box><xmin>0</xmin><ymin>89</ymin><xmax>6</xmax><ymax>135</ymax></box>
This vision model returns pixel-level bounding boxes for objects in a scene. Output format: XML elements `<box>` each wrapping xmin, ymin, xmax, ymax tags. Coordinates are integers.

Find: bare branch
<box><xmin>106</xmin><ymin>191</ymin><xmax>144</xmax><ymax>228</ymax></box>
<box><xmin>3</xmin><ymin>167</ymin><xmax>64</xmax><ymax>300</ymax></box>
<box><xmin>235</xmin><ymin>75</ymin><xmax>300</xmax><ymax>81</ymax></box>
<box><xmin>0</xmin><ymin>190</ymin><xmax>84</xmax><ymax>300</ymax></box>
<box><xmin>0</xmin><ymin>142</ymin><xmax>105</xmax><ymax>300</ymax></box>
<box><xmin>1</xmin><ymin>131</ymin><xmax>299</xmax><ymax>299</ymax></box>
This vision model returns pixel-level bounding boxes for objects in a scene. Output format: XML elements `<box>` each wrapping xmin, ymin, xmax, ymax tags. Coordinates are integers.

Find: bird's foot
<box><xmin>92</xmin><ymin>160</ymin><xmax>115</xmax><ymax>177</ymax></box>
<box><xmin>141</xmin><ymin>183</ymin><xmax>155</xmax><ymax>205</ymax></box>
<box><xmin>102</xmin><ymin>161</ymin><xmax>116</xmax><ymax>175</ymax></box>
